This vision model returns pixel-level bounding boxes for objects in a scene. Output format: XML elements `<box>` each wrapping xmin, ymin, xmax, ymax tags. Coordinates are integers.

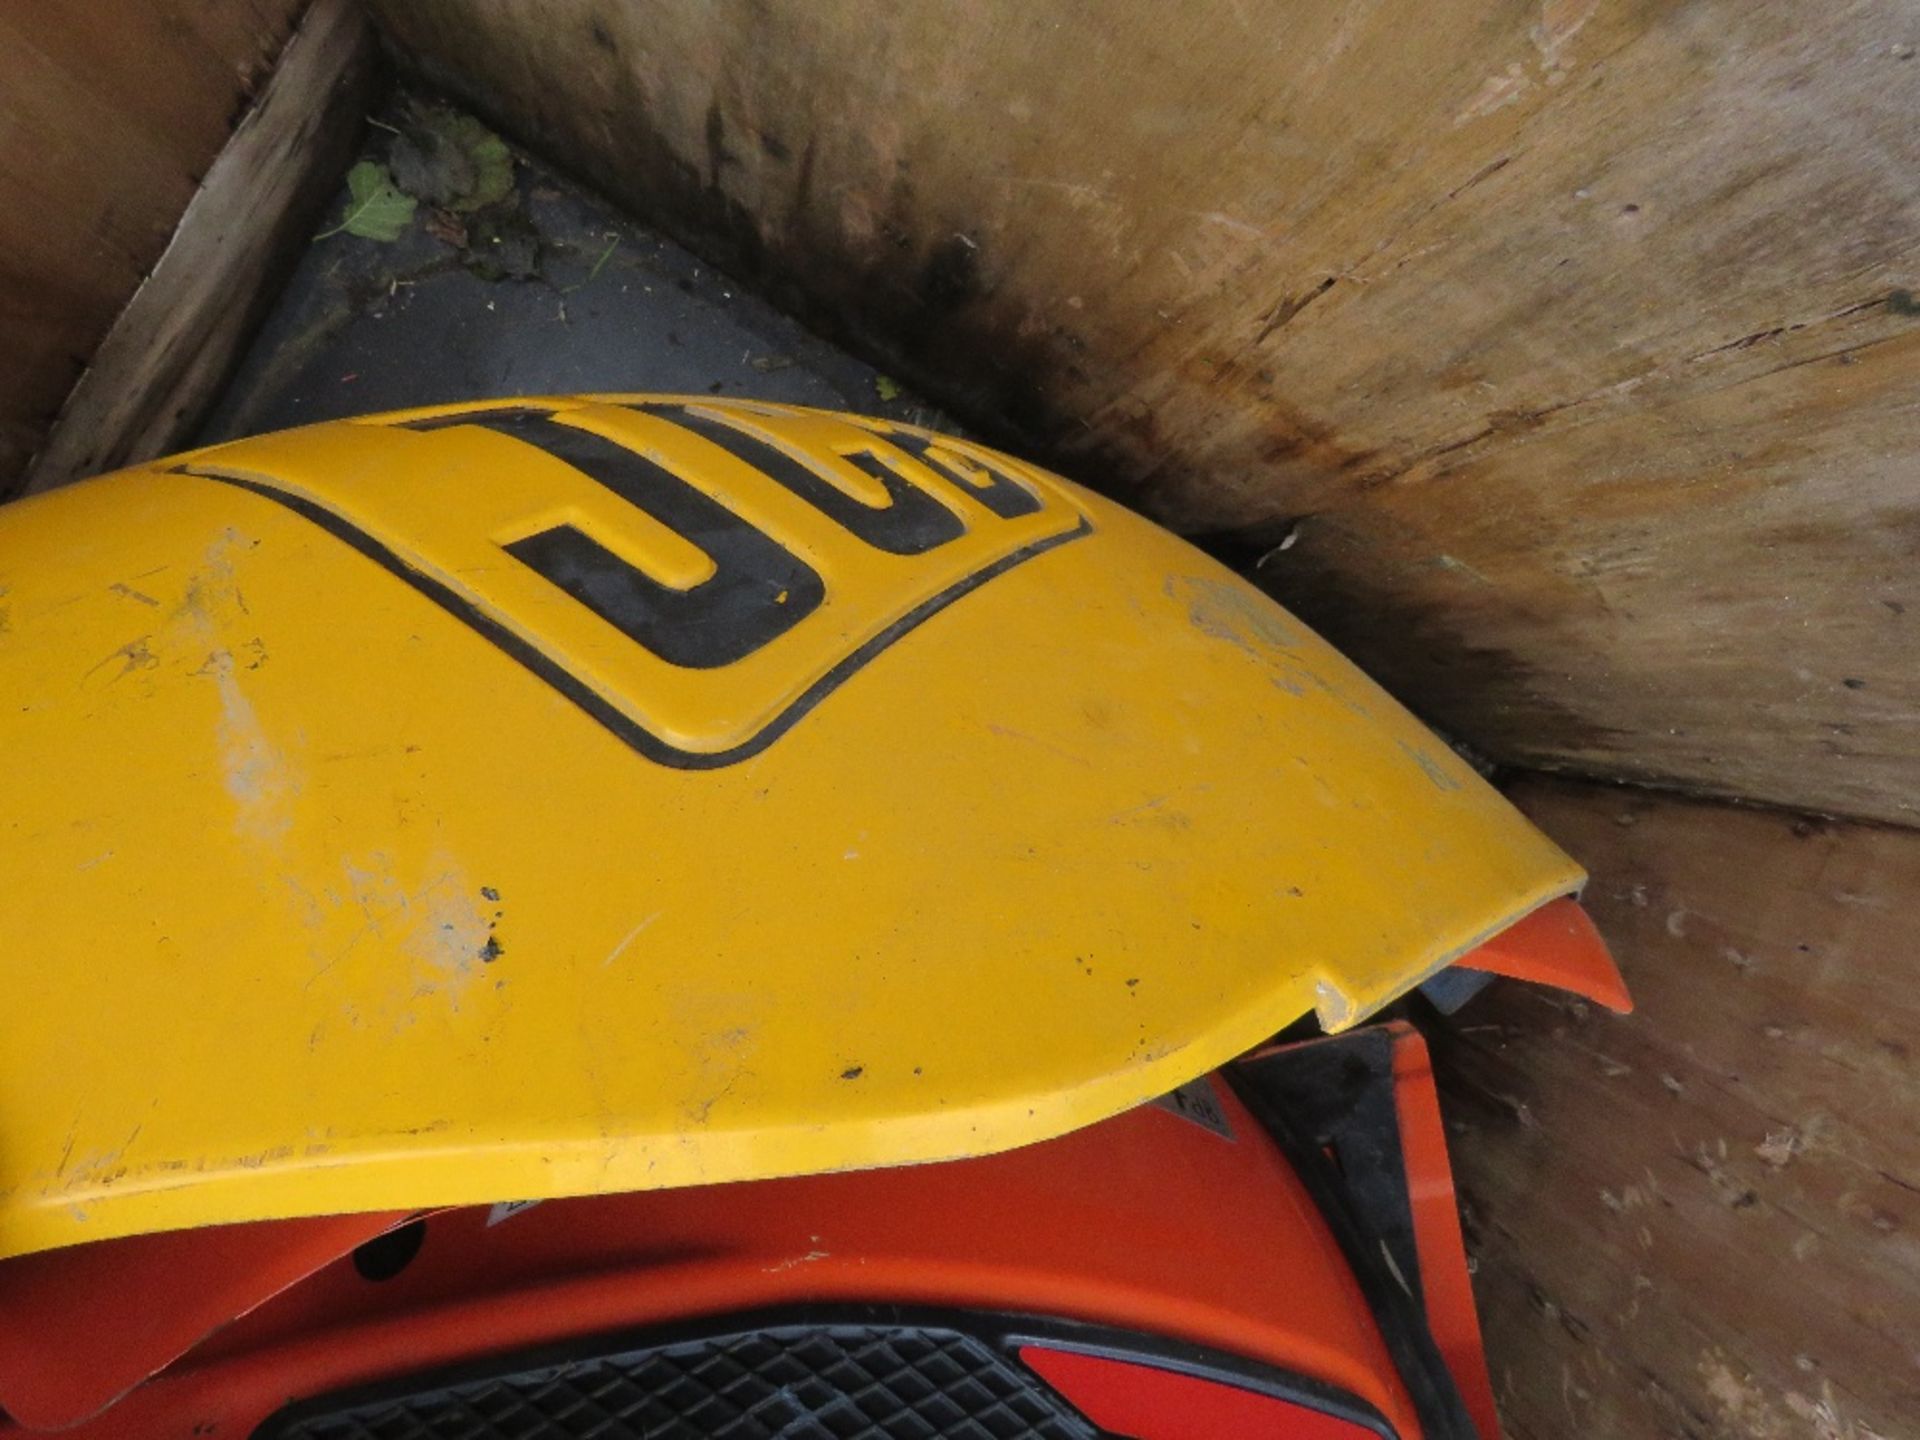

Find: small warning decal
<box><xmin>1152</xmin><ymin>1077</ymin><xmax>1235</xmax><ymax>1140</ymax></box>
<box><xmin>485</xmin><ymin>1199</ymin><xmax>543</xmax><ymax>1227</ymax></box>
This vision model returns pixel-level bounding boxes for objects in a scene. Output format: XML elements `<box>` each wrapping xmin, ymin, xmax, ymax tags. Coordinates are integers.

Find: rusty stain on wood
<box><xmin>1432</xmin><ymin>776</ymin><xmax>1920</xmax><ymax>1438</ymax></box>
<box><xmin>366</xmin><ymin>0</ymin><xmax>1920</xmax><ymax>824</ymax></box>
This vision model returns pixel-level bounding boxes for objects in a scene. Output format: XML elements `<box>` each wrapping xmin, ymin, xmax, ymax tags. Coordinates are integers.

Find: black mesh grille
<box><xmin>265</xmin><ymin>1322</ymin><xmax>1100</xmax><ymax>1440</ymax></box>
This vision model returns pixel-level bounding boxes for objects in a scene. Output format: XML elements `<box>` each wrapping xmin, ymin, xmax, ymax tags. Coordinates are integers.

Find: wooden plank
<box><xmin>365</xmin><ymin>0</ymin><xmax>1920</xmax><ymax>823</ymax></box>
<box><xmin>22</xmin><ymin>0</ymin><xmax>376</xmax><ymax>494</ymax></box>
<box><xmin>0</xmin><ymin>0</ymin><xmax>309</xmax><ymax>488</ymax></box>
<box><xmin>1430</xmin><ymin>776</ymin><xmax>1920</xmax><ymax>1438</ymax></box>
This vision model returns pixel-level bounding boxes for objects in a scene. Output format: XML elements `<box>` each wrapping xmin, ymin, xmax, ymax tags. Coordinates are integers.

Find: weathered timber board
<box><xmin>366</xmin><ymin>0</ymin><xmax>1920</xmax><ymax>823</ymax></box>
<box><xmin>1436</xmin><ymin>776</ymin><xmax>1920</xmax><ymax>1437</ymax></box>
<box><xmin>0</xmin><ymin>0</ymin><xmax>307</xmax><ymax>488</ymax></box>
<box><xmin>23</xmin><ymin>0</ymin><xmax>376</xmax><ymax>494</ymax></box>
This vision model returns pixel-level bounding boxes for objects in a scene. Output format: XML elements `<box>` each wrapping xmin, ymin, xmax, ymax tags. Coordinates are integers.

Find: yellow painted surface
<box><xmin>0</xmin><ymin>398</ymin><xmax>1583</xmax><ymax>1256</ymax></box>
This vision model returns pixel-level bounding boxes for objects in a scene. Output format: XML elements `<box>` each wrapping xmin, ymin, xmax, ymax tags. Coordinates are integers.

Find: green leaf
<box><xmin>874</xmin><ymin>375</ymin><xmax>903</xmax><ymax>402</ymax></box>
<box><xmin>317</xmin><ymin>161</ymin><xmax>417</xmax><ymax>242</ymax></box>
<box><xmin>453</xmin><ymin>127</ymin><xmax>515</xmax><ymax>212</ymax></box>
<box><xmin>389</xmin><ymin>106</ymin><xmax>516</xmax><ymax>213</ymax></box>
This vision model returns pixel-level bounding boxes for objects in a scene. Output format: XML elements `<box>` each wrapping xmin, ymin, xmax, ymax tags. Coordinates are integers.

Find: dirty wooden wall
<box><xmin>1443</xmin><ymin>778</ymin><xmax>1919</xmax><ymax>1439</ymax></box>
<box><xmin>0</xmin><ymin>0</ymin><xmax>309</xmax><ymax>488</ymax></box>
<box><xmin>367</xmin><ymin>0</ymin><xmax>1920</xmax><ymax>826</ymax></box>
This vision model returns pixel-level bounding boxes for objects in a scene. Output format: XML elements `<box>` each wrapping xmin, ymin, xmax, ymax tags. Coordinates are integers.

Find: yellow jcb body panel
<box><xmin>0</xmin><ymin>398</ymin><xmax>1582</xmax><ymax>1257</ymax></box>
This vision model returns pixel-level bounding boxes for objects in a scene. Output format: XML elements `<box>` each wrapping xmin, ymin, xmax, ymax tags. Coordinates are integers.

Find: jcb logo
<box><xmin>186</xmin><ymin>399</ymin><xmax>1088</xmax><ymax>766</ymax></box>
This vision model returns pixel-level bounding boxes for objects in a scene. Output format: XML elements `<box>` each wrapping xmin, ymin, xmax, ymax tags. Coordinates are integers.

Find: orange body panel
<box><xmin>3</xmin><ymin>1077</ymin><xmax>1427</xmax><ymax>1438</ymax></box>
<box><xmin>1463</xmin><ymin>896</ymin><xmax>1630</xmax><ymax>1013</ymax></box>
<box><xmin>1390</xmin><ymin>1030</ymin><xmax>1501</xmax><ymax>1440</ymax></box>
<box><xmin>0</xmin><ymin>1213</ymin><xmax>407</xmax><ymax>1430</ymax></box>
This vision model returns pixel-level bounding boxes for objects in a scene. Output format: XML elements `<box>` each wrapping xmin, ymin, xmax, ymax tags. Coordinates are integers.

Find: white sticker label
<box><xmin>485</xmin><ymin>1199</ymin><xmax>543</xmax><ymax>1227</ymax></box>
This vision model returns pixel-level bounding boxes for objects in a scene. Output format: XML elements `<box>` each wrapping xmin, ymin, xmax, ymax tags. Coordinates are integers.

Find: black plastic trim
<box><xmin>250</xmin><ymin>1303</ymin><xmax>1399</xmax><ymax>1440</ymax></box>
<box><xmin>1229</xmin><ymin>1031</ymin><xmax>1482</xmax><ymax>1439</ymax></box>
<box><xmin>1001</xmin><ymin>1312</ymin><xmax>1400</xmax><ymax>1439</ymax></box>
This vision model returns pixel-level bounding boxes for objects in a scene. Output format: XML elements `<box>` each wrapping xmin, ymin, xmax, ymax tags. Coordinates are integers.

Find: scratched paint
<box><xmin>1169</xmin><ymin>572</ymin><xmax>1379</xmax><ymax>718</ymax></box>
<box><xmin>176</xmin><ymin>529</ymin><xmax>299</xmax><ymax>845</ymax></box>
<box><xmin>399</xmin><ymin>865</ymin><xmax>498</xmax><ymax>1017</ymax></box>
<box><xmin>0</xmin><ymin>406</ymin><xmax>1582</xmax><ymax>1257</ymax></box>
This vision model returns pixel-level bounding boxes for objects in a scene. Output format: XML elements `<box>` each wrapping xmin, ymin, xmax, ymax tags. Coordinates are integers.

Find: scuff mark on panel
<box><xmin>399</xmin><ymin>866</ymin><xmax>497</xmax><ymax>1016</ymax></box>
<box><xmin>176</xmin><ymin>529</ymin><xmax>299</xmax><ymax>845</ymax></box>
<box><xmin>1171</xmin><ymin>572</ymin><xmax>1302</xmax><ymax>654</ymax></box>
<box><xmin>1398</xmin><ymin>738</ymin><xmax>1465</xmax><ymax>793</ymax></box>
<box><xmin>83</xmin><ymin>635</ymin><xmax>160</xmax><ymax>685</ymax></box>
<box><xmin>304</xmin><ymin>854</ymin><xmax>506</xmax><ymax>1029</ymax></box>
<box><xmin>205</xmin><ymin>647</ymin><xmax>295</xmax><ymax>844</ymax></box>
<box><xmin>680</xmin><ymin>1021</ymin><xmax>759</xmax><ymax>1127</ymax></box>
<box><xmin>1170</xmin><ymin>573</ymin><xmax>1376</xmax><ymax>716</ymax></box>
<box><xmin>603</xmin><ymin>911</ymin><xmax>662</xmax><ymax>966</ymax></box>
<box><xmin>763</xmin><ymin>1247</ymin><xmax>830</xmax><ymax>1273</ymax></box>
<box><xmin>107</xmin><ymin>581</ymin><xmax>160</xmax><ymax>607</ymax></box>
